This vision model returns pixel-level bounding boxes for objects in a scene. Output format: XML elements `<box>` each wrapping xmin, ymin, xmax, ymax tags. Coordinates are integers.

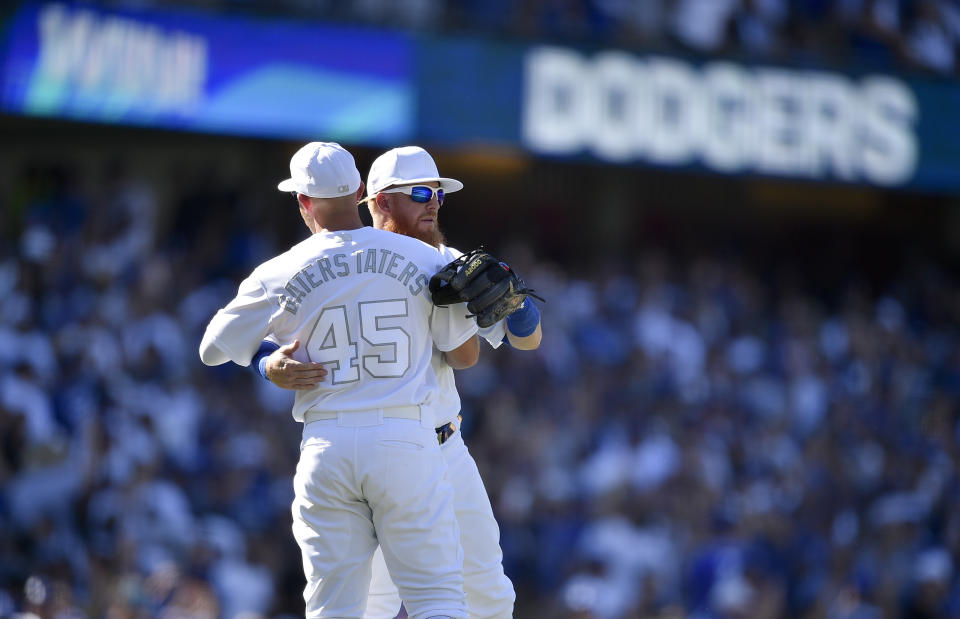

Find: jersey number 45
<box><xmin>305</xmin><ymin>300</ymin><xmax>411</xmax><ymax>384</ymax></box>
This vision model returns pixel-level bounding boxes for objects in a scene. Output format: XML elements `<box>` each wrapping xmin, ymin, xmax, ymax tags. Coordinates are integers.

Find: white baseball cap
<box><xmin>277</xmin><ymin>141</ymin><xmax>362</xmax><ymax>198</ymax></box>
<box><xmin>367</xmin><ymin>146</ymin><xmax>464</xmax><ymax>196</ymax></box>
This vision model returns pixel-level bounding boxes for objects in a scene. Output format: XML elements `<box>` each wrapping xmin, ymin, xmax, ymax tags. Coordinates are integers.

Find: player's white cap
<box><xmin>367</xmin><ymin>146</ymin><xmax>464</xmax><ymax>196</ymax></box>
<box><xmin>277</xmin><ymin>141</ymin><xmax>362</xmax><ymax>198</ymax></box>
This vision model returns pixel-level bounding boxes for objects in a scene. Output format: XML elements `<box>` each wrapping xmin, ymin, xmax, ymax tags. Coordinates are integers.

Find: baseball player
<box><xmin>199</xmin><ymin>142</ymin><xmax>480</xmax><ymax>619</ymax></box>
<box><xmin>254</xmin><ymin>147</ymin><xmax>543</xmax><ymax>618</ymax></box>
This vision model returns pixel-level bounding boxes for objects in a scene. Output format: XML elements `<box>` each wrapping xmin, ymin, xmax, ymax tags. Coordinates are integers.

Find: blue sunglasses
<box><xmin>381</xmin><ymin>185</ymin><xmax>444</xmax><ymax>205</ymax></box>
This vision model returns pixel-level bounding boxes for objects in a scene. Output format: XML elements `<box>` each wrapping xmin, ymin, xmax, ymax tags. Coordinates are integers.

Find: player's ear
<box><xmin>297</xmin><ymin>200</ymin><xmax>314</xmax><ymax>232</ymax></box>
<box><xmin>296</xmin><ymin>193</ymin><xmax>312</xmax><ymax>210</ymax></box>
<box><xmin>374</xmin><ymin>193</ymin><xmax>391</xmax><ymax>214</ymax></box>
<box><xmin>355</xmin><ymin>182</ymin><xmax>365</xmax><ymax>203</ymax></box>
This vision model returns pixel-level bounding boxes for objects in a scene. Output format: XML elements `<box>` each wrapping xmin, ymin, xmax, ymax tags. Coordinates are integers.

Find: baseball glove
<box><xmin>429</xmin><ymin>248</ymin><xmax>544</xmax><ymax>328</ymax></box>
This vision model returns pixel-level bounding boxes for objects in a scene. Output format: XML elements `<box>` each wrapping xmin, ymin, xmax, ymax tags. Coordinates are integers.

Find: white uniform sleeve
<box><xmin>199</xmin><ymin>330</ymin><xmax>231</xmax><ymax>365</ymax></box>
<box><xmin>429</xmin><ymin>302</ymin><xmax>478</xmax><ymax>352</ymax></box>
<box><xmin>478</xmin><ymin>320</ymin><xmax>507</xmax><ymax>349</ymax></box>
<box><xmin>199</xmin><ymin>275</ymin><xmax>277</xmax><ymax>366</ymax></box>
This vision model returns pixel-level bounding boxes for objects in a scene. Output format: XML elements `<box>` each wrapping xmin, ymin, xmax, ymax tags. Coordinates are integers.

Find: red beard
<box><xmin>383</xmin><ymin>216</ymin><xmax>446</xmax><ymax>248</ymax></box>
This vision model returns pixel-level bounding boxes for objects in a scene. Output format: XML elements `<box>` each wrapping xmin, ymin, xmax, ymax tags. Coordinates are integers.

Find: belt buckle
<box><xmin>435</xmin><ymin>415</ymin><xmax>462</xmax><ymax>445</ymax></box>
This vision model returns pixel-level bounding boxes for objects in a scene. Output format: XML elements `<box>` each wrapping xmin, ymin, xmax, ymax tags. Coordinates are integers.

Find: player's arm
<box><xmin>430</xmin><ymin>295</ymin><xmax>480</xmax><ymax>370</ymax></box>
<box><xmin>443</xmin><ymin>333</ymin><xmax>480</xmax><ymax>370</ymax></box>
<box><xmin>477</xmin><ymin>299</ymin><xmax>542</xmax><ymax>351</ymax></box>
<box><xmin>199</xmin><ymin>275</ymin><xmax>277</xmax><ymax>367</ymax></box>
<box><xmin>504</xmin><ymin>299</ymin><xmax>542</xmax><ymax>350</ymax></box>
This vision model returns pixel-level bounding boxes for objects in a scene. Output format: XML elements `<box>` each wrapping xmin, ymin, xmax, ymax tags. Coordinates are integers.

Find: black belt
<box><xmin>435</xmin><ymin>415</ymin><xmax>462</xmax><ymax>445</ymax></box>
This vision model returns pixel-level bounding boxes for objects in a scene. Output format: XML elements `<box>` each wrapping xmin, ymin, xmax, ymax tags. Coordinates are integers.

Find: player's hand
<box><xmin>265</xmin><ymin>340</ymin><xmax>327</xmax><ymax>390</ymax></box>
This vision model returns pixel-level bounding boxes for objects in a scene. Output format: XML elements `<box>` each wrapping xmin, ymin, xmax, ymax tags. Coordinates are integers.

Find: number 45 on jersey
<box><xmin>305</xmin><ymin>300</ymin><xmax>411</xmax><ymax>384</ymax></box>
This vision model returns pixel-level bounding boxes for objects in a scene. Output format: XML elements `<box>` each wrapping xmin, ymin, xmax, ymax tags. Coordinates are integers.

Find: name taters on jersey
<box><xmin>279</xmin><ymin>248</ymin><xmax>431</xmax><ymax>315</ymax></box>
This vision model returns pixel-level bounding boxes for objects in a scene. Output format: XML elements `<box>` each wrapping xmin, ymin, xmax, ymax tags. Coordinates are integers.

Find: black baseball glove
<box><xmin>430</xmin><ymin>248</ymin><xmax>544</xmax><ymax>328</ymax></box>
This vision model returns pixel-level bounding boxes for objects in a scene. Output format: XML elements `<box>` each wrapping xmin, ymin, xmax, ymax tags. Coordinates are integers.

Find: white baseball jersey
<box><xmin>202</xmin><ymin>229</ymin><xmax>477</xmax><ymax>424</ymax></box>
<box><xmin>430</xmin><ymin>245</ymin><xmax>506</xmax><ymax>427</ymax></box>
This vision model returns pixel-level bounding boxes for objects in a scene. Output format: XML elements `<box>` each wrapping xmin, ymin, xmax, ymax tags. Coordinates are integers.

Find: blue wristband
<box><xmin>506</xmin><ymin>299</ymin><xmax>540</xmax><ymax>338</ymax></box>
<box><xmin>251</xmin><ymin>340</ymin><xmax>280</xmax><ymax>381</ymax></box>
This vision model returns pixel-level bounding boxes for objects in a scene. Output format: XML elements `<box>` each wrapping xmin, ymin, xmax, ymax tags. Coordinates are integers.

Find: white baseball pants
<box><xmin>292</xmin><ymin>412</ymin><xmax>467</xmax><ymax>619</ymax></box>
<box><xmin>363</xmin><ymin>430</ymin><xmax>515</xmax><ymax>619</ymax></box>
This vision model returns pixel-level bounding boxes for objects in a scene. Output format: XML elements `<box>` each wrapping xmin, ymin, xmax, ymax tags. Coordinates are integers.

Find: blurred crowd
<box><xmin>1</xmin><ymin>156</ymin><xmax>959</xmax><ymax>619</ymax></box>
<box><xmin>100</xmin><ymin>0</ymin><xmax>960</xmax><ymax>75</ymax></box>
<box><xmin>471</xmin><ymin>243</ymin><xmax>960</xmax><ymax>618</ymax></box>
